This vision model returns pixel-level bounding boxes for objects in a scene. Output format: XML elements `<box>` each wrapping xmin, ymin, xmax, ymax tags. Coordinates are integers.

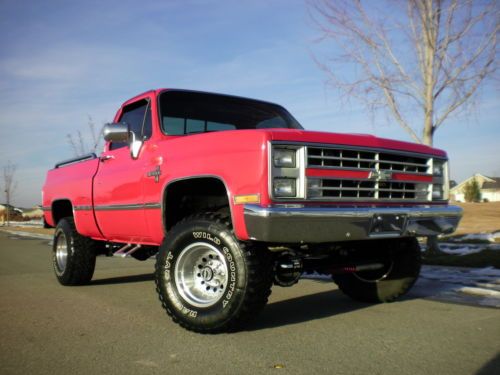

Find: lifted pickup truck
<box><xmin>43</xmin><ymin>89</ymin><xmax>462</xmax><ymax>333</ymax></box>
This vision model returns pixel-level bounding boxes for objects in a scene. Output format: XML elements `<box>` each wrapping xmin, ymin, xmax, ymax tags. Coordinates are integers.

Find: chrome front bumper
<box><xmin>243</xmin><ymin>204</ymin><xmax>463</xmax><ymax>243</ymax></box>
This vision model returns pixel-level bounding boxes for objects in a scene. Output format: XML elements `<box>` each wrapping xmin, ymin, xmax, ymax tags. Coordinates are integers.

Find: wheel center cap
<box><xmin>201</xmin><ymin>267</ymin><xmax>214</xmax><ymax>281</ymax></box>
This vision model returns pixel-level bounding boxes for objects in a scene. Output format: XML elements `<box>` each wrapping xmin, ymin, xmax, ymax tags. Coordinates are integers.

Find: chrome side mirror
<box><xmin>102</xmin><ymin>123</ymin><xmax>143</xmax><ymax>159</ymax></box>
<box><xmin>103</xmin><ymin>123</ymin><xmax>129</xmax><ymax>142</ymax></box>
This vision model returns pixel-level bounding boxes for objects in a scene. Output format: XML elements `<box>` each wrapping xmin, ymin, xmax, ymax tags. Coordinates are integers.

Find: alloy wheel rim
<box><xmin>174</xmin><ymin>242</ymin><xmax>229</xmax><ymax>308</ymax></box>
<box><xmin>55</xmin><ymin>232</ymin><xmax>68</xmax><ymax>274</ymax></box>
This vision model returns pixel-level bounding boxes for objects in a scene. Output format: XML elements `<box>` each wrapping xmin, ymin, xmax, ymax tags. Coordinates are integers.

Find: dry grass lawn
<box><xmin>453</xmin><ymin>202</ymin><xmax>500</xmax><ymax>235</ymax></box>
<box><xmin>2</xmin><ymin>226</ymin><xmax>54</xmax><ymax>236</ymax></box>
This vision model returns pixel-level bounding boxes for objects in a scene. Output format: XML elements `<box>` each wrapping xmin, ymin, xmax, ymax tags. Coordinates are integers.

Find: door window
<box><xmin>110</xmin><ymin>99</ymin><xmax>152</xmax><ymax>150</ymax></box>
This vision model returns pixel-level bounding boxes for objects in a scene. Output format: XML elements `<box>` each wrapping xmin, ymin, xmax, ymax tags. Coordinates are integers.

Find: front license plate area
<box><xmin>370</xmin><ymin>214</ymin><xmax>406</xmax><ymax>235</ymax></box>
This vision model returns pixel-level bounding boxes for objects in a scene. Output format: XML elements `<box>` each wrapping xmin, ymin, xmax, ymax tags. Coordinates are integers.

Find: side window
<box><xmin>110</xmin><ymin>99</ymin><xmax>152</xmax><ymax>150</ymax></box>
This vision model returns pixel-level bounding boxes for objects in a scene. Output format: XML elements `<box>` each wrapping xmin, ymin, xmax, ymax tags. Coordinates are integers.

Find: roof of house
<box><xmin>482</xmin><ymin>177</ymin><xmax>500</xmax><ymax>190</ymax></box>
<box><xmin>450</xmin><ymin>174</ymin><xmax>500</xmax><ymax>193</ymax></box>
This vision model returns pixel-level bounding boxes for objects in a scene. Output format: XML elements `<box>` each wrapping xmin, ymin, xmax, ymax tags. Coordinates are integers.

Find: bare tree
<box><xmin>66</xmin><ymin>115</ymin><xmax>104</xmax><ymax>156</ymax></box>
<box><xmin>309</xmin><ymin>0</ymin><xmax>498</xmax><ymax>146</ymax></box>
<box><xmin>2</xmin><ymin>160</ymin><xmax>17</xmax><ymax>226</ymax></box>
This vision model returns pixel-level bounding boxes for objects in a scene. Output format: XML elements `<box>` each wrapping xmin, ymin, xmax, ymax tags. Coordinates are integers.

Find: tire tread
<box><xmin>54</xmin><ymin>217</ymin><xmax>96</xmax><ymax>286</ymax></box>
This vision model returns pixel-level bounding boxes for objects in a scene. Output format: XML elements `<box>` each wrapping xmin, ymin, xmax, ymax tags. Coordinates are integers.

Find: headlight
<box><xmin>433</xmin><ymin>159</ymin><xmax>445</xmax><ymax>176</ymax></box>
<box><xmin>273</xmin><ymin>148</ymin><xmax>296</xmax><ymax>168</ymax></box>
<box><xmin>273</xmin><ymin>178</ymin><xmax>297</xmax><ymax>197</ymax></box>
<box><xmin>432</xmin><ymin>158</ymin><xmax>448</xmax><ymax>200</ymax></box>
<box><xmin>432</xmin><ymin>184</ymin><xmax>444</xmax><ymax>200</ymax></box>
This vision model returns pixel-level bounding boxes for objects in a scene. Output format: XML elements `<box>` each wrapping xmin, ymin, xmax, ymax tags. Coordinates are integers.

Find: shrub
<box><xmin>464</xmin><ymin>178</ymin><xmax>481</xmax><ymax>202</ymax></box>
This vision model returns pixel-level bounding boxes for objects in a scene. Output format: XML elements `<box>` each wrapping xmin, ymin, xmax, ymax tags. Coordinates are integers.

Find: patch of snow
<box><xmin>437</xmin><ymin>241</ymin><xmax>500</xmax><ymax>255</ymax></box>
<box><xmin>458</xmin><ymin>287</ymin><xmax>500</xmax><ymax>298</ymax></box>
<box><xmin>458</xmin><ymin>286</ymin><xmax>500</xmax><ymax>299</ymax></box>
<box><xmin>461</xmin><ymin>233</ymin><xmax>496</xmax><ymax>242</ymax></box>
<box><xmin>417</xmin><ymin>266</ymin><xmax>500</xmax><ymax>307</ymax></box>
<box><xmin>468</xmin><ymin>267</ymin><xmax>500</xmax><ymax>277</ymax></box>
<box><xmin>438</xmin><ymin>244</ymin><xmax>484</xmax><ymax>255</ymax></box>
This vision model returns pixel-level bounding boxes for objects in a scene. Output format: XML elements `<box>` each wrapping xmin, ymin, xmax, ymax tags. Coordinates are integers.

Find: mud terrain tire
<box><xmin>333</xmin><ymin>238</ymin><xmax>421</xmax><ymax>303</ymax></box>
<box><xmin>155</xmin><ymin>213</ymin><xmax>273</xmax><ymax>333</ymax></box>
<box><xmin>52</xmin><ymin>217</ymin><xmax>97</xmax><ymax>285</ymax></box>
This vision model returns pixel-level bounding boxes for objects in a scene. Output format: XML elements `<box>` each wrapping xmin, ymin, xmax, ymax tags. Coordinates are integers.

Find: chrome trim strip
<box><xmin>245</xmin><ymin>204</ymin><xmax>462</xmax><ymax>218</ymax></box>
<box><xmin>272</xmin><ymin>140</ymin><xmax>447</xmax><ymax>159</ymax></box>
<box><xmin>74</xmin><ymin>205</ymin><xmax>93</xmax><ymax>211</ymax></box>
<box><xmin>74</xmin><ymin>203</ymin><xmax>161</xmax><ymax>211</ymax></box>
<box><xmin>54</xmin><ymin>153</ymin><xmax>97</xmax><ymax>169</ymax></box>
<box><xmin>42</xmin><ymin>207</ymin><xmax>52</xmax><ymax>211</ymax></box>
<box><xmin>307</xmin><ymin>166</ymin><xmax>432</xmax><ymax>177</ymax></box>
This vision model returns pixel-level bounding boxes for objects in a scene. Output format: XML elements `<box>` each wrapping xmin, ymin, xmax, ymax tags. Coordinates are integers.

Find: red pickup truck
<box><xmin>43</xmin><ymin>89</ymin><xmax>462</xmax><ymax>333</ymax></box>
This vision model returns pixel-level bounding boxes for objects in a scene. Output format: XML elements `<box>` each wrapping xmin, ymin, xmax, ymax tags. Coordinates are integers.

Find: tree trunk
<box><xmin>423</xmin><ymin>117</ymin><xmax>434</xmax><ymax>146</ymax></box>
<box><xmin>6</xmin><ymin>191</ymin><xmax>10</xmax><ymax>227</ymax></box>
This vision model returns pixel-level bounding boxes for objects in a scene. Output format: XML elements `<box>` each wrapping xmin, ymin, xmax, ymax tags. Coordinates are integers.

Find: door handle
<box><xmin>100</xmin><ymin>155</ymin><xmax>115</xmax><ymax>162</ymax></box>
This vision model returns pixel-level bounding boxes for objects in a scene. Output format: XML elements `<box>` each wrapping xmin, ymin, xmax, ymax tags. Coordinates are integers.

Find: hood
<box><xmin>265</xmin><ymin>129</ymin><xmax>446</xmax><ymax>157</ymax></box>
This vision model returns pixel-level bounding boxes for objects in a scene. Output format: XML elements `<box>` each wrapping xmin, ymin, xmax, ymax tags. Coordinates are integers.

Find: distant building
<box><xmin>22</xmin><ymin>206</ymin><xmax>44</xmax><ymax>219</ymax></box>
<box><xmin>450</xmin><ymin>174</ymin><xmax>500</xmax><ymax>202</ymax></box>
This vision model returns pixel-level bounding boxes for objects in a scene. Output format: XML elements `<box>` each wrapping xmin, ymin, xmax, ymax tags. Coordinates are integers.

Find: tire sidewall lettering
<box><xmin>192</xmin><ymin>231</ymin><xmax>221</xmax><ymax>245</ymax></box>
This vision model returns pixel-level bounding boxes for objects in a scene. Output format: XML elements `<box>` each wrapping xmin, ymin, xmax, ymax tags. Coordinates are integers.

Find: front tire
<box><xmin>333</xmin><ymin>238</ymin><xmax>421</xmax><ymax>303</ymax></box>
<box><xmin>52</xmin><ymin>217</ymin><xmax>96</xmax><ymax>285</ymax></box>
<box><xmin>155</xmin><ymin>213</ymin><xmax>273</xmax><ymax>333</ymax></box>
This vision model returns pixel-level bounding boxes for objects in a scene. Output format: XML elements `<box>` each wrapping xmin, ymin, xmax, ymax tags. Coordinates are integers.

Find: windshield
<box><xmin>159</xmin><ymin>90</ymin><xmax>303</xmax><ymax>135</ymax></box>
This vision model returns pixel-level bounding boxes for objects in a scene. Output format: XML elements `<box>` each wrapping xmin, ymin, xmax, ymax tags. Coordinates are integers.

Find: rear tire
<box><xmin>333</xmin><ymin>238</ymin><xmax>421</xmax><ymax>303</ymax></box>
<box><xmin>52</xmin><ymin>217</ymin><xmax>96</xmax><ymax>285</ymax></box>
<box><xmin>155</xmin><ymin>213</ymin><xmax>273</xmax><ymax>333</ymax></box>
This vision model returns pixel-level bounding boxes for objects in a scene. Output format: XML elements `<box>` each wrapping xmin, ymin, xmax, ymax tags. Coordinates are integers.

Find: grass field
<box><xmin>452</xmin><ymin>202</ymin><xmax>500</xmax><ymax>235</ymax></box>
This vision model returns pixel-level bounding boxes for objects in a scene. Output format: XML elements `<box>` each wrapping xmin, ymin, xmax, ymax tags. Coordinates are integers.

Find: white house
<box><xmin>0</xmin><ymin>204</ymin><xmax>6</xmax><ymax>225</ymax></box>
<box><xmin>22</xmin><ymin>206</ymin><xmax>44</xmax><ymax>219</ymax></box>
<box><xmin>450</xmin><ymin>173</ymin><xmax>500</xmax><ymax>202</ymax></box>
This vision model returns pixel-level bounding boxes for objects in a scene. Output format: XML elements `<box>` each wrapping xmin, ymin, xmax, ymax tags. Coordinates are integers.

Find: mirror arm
<box><xmin>129</xmin><ymin>131</ymin><xmax>143</xmax><ymax>159</ymax></box>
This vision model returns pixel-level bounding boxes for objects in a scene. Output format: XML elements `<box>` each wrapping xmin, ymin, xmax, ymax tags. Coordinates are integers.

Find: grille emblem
<box><xmin>368</xmin><ymin>170</ymin><xmax>392</xmax><ymax>181</ymax></box>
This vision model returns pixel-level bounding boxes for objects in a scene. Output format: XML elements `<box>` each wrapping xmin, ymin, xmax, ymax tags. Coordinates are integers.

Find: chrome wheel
<box><xmin>55</xmin><ymin>232</ymin><xmax>68</xmax><ymax>274</ymax></box>
<box><xmin>174</xmin><ymin>242</ymin><xmax>229</xmax><ymax>308</ymax></box>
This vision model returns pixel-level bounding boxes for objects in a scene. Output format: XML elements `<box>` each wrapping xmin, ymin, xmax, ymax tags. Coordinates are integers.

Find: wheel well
<box><xmin>52</xmin><ymin>200</ymin><xmax>73</xmax><ymax>224</ymax></box>
<box><xmin>163</xmin><ymin>178</ymin><xmax>230</xmax><ymax>231</ymax></box>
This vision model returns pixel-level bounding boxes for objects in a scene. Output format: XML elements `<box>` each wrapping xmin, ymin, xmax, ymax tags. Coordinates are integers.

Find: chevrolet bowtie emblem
<box><xmin>147</xmin><ymin>166</ymin><xmax>162</xmax><ymax>183</ymax></box>
<box><xmin>368</xmin><ymin>170</ymin><xmax>392</xmax><ymax>181</ymax></box>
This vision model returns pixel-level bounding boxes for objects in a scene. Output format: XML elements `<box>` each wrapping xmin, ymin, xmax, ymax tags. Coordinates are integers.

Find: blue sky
<box><xmin>0</xmin><ymin>0</ymin><xmax>498</xmax><ymax>207</ymax></box>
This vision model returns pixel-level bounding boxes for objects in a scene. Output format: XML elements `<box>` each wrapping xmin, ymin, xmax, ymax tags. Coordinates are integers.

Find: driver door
<box><xmin>93</xmin><ymin>98</ymin><xmax>153</xmax><ymax>242</ymax></box>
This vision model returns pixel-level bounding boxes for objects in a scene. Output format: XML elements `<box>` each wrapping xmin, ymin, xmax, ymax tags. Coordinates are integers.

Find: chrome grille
<box><xmin>307</xmin><ymin>146</ymin><xmax>432</xmax><ymax>201</ymax></box>
<box><xmin>308</xmin><ymin>147</ymin><xmax>429</xmax><ymax>173</ymax></box>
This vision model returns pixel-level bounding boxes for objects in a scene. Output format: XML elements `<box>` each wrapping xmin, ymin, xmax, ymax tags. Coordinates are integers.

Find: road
<box><xmin>0</xmin><ymin>231</ymin><xmax>499</xmax><ymax>375</ymax></box>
